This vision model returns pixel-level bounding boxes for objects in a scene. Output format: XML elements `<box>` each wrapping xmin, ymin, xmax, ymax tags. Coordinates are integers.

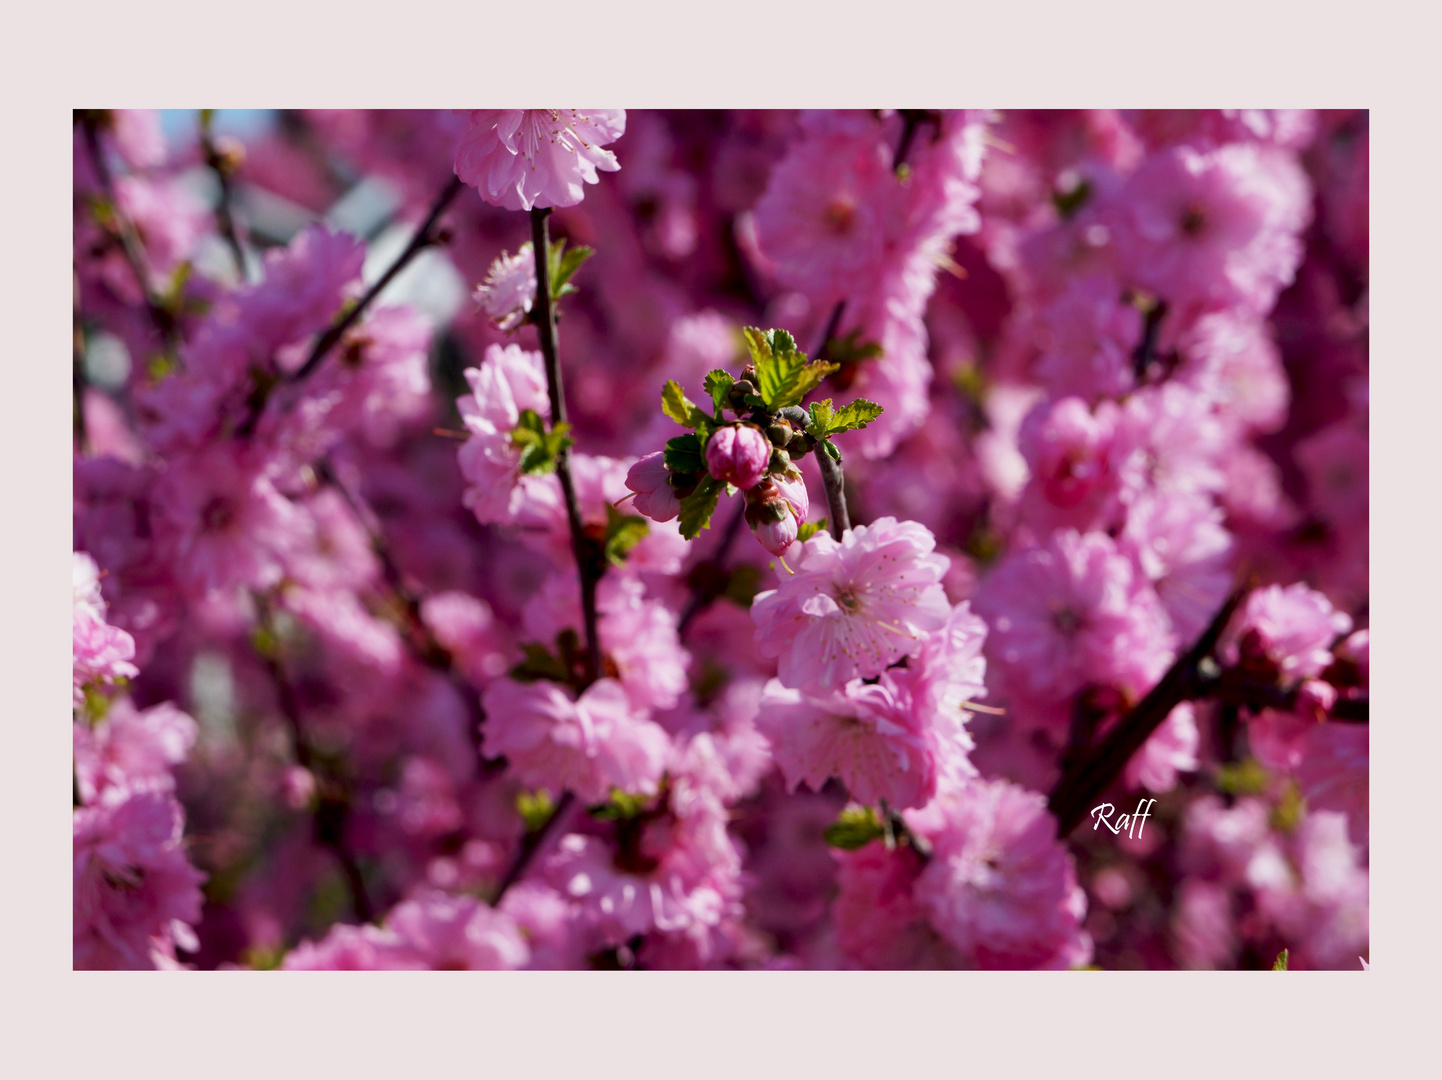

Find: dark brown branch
<box><xmin>1048</xmin><ymin>584</ymin><xmax>1249</xmax><ymax>837</ymax></box>
<box><xmin>816</xmin><ymin>446</ymin><xmax>851</xmax><ymax>539</ymax></box>
<box><xmin>677</xmin><ymin>501</ymin><xmax>748</xmax><ymax>635</ymax></box>
<box><xmin>253</xmin><ymin>598</ymin><xmax>374</xmax><ymax>923</ymax></box>
<box><xmin>200</xmin><ymin>110</ymin><xmax>248</xmax><ymax>281</ymax></box>
<box><xmin>78</xmin><ymin>114</ymin><xmax>181</xmax><ymax>355</ymax></box>
<box><xmin>290</xmin><ymin>174</ymin><xmax>464</xmax><ymax>385</ymax></box>
<box><xmin>531</xmin><ymin>206</ymin><xmax>602</xmax><ymax>687</ymax></box>
<box><xmin>490</xmin><ymin>791</ymin><xmax>576</xmax><ymax>904</ymax></box>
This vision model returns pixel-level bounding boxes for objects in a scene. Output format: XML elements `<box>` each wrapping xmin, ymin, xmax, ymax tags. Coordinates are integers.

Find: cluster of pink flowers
<box><xmin>72</xmin><ymin>108</ymin><xmax>1365</xmax><ymax>970</ymax></box>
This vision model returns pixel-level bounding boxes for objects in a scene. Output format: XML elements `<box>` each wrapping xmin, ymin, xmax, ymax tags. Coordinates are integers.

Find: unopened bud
<box><xmin>706</xmin><ymin>423</ymin><xmax>771</xmax><ymax>489</ymax></box>
<box><xmin>767</xmin><ymin>420</ymin><xmax>793</xmax><ymax>447</ymax></box>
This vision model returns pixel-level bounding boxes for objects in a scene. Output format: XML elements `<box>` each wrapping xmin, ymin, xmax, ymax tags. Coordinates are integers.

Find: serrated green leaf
<box><xmin>828</xmin><ymin>398</ymin><xmax>884</xmax><ymax>433</ymax></box>
<box><xmin>678</xmin><ymin>474</ymin><xmax>724</xmax><ymax>540</ymax></box>
<box><xmin>660</xmin><ymin>380</ymin><xmax>697</xmax><ymax>426</ymax></box>
<box><xmin>703</xmin><ymin>369</ymin><xmax>734</xmax><ymax>418</ymax></box>
<box><xmin>604</xmin><ymin>504</ymin><xmax>650</xmax><ymax>566</ymax></box>
<box><xmin>824</xmin><ymin>806</ymin><xmax>885</xmax><ymax>850</ymax></box>
<box><xmin>663</xmin><ymin>432</ymin><xmax>705</xmax><ymax>475</ymax></box>
<box><xmin>806</xmin><ymin>399</ymin><xmax>836</xmax><ymax>436</ymax></box>
<box><xmin>796</xmin><ymin>519</ymin><xmax>827</xmax><ymax>544</ymax></box>
<box><xmin>1272</xmin><ymin>949</ymin><xmax>1289</xmax><ymax>971</ymax></box>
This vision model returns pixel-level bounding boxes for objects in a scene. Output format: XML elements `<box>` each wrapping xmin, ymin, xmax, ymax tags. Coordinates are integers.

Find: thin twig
<box><xmin>253</xmin><ymin>599</ymin><xmax>373</xmax><ymax>923</ymax></box>
<box><xmin>200</xmin><ymin>110</ymin><xmax>248</xmax><ymax>281</ymax></box>
<box><xmin>1047</xmin><ymin>585</ymin><xmax>1248</xmax><ymax>836</ymax></box>
<box><xmin>290</xmin><ymin>175</ymin><xmax>464</xmax><ymax>385</ymax></box>
<box><xmin>78</xmin><ymin>114</ymin><xmax>181</xmax><ymax>355</ymax></box>
<box><xmin>531</xmin><ymin>207</ymin><xmax>601</xmax><ymax>686</ymax></box>
<box><xmin>491</xmin><ymin>792</ymin><xmax>576</xmax><ymax>904</ymax></box>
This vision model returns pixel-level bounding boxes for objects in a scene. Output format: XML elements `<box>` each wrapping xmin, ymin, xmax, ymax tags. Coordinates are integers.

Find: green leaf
<box><xmin>551</xmin><ymin>241</ymin><xmax>594</xmax><ymax>298</ymax></box>
<box><xmin>703</xmin><ymin>369</ymin><xmax>735</xmax><ymax>418</ymax></box>
<box><xmin>805</xmin><ymin>397</ymin><xmax>884</xmax><ymax>439</ymax></box>
<box><xmin>821</xmin><ymin>438</ymin><xmax>842</xmax><ymax>463</ymax></box>
<box><xmin>827</xmin><ymin>398</ymin><xmax>884</xmax><ymax>434</ymax></box>
<box><xmin>661</xmin><ymin>380</ymin><xmax>708</xmax><ymax>429</ymax></box>
<box><xmin>795</xmin><ymin>519</ymin><xmax>827</xmax><ymax>544</ymax></box>
<box><xmin>663</xmin><ymin>432</ymin><xmax>705</xmax><ymax>475</ymax></box>
<box><xmin>678</xmin><ymin>474</ymin><xmax>724</xmax><ymax>540</ymax></box>
<box><xmin>509</xmin><ymin>642</ymin><xmax>572</xmax><ymax>685</ymax></box>
<box><xmin>822</xmin><ymin>328</ymin><xmax>884</xmax><ymax>368</ymax></box>
<box><xmin>1272</xmin><ymin>949</ymin><xmax>1289</xmax><ymax>971</ymax></box>
<box><xmin>517</xmin><ymin>789</ymin><xmax>556</xmax><ymax>832</ymax></box>
<box><xmin>743</xmin><ymin>326</ymin><xmax>839</xmax><ymax>410</ymax></box>
<box><xmin>510</xmin><ymin>409</ymin><xmax>573</xmax><ymax>475</ymax></box>
<box><xmin>604</xmin><ymin>504</ymin><xmax>650</xmax><ymax>567</ymax></box>
<box><xmin>824</xmin><ymin>806</ymin><xmax>886</xmax><ymax>850</ymax></box>
<box><xmin>590</xmin><ymin>788</ymin><xmax>652</xmax><ymax>821</ymax></box>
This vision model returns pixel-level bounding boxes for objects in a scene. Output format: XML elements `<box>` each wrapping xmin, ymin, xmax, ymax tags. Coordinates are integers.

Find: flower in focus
<box><xmin>752</xmin><ymin>517</ymin><xmax>951</xmax><ymax>692</ymax></box>
<box><xmin>454</xmin><ymin>110</ymin><xmax>626</xmax><ymax>211</ymax></box>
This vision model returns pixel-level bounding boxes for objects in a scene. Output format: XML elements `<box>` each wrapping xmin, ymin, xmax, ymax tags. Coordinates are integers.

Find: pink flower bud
<box><xmin>753</xmin><ymin>509</ymin><xmax>799</xmax><ymax>557</ymax></box>
<box><xmin>745</xmin><ymin>478</ymin><xmax>800</xmax><ymax>557</ymax></box>
<box><xmin>705</xmin><ymin>423</ymin><xmax>771</xmax><ymax>490</ymax></box>
<box><xmin>624</xmin><ymin>451</ymin><xmax>680</xmax><ymax>522</ymax></box>
<box><xmin>1295</xmin><ymin>678</ymin><xmax>1337</xmax><ymax>722</ymax></box>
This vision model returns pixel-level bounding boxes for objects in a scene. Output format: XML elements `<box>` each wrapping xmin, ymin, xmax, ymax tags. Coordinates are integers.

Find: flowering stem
<box><xmin>531</xmin><ymin>206</ymin><xmax>602</xmax><ymax>686</ymax></box>
<box><xmin>199</xmin><ymin>110</ymin><xmax>248</xmax><ymax>281</ymax></box>
<box><xmin>1047</xmin><ymin>584</ymin><xmax>1248</xmax><ymax>836</ymax></box>
<box><xmin>290</xmin><ymin>174</ymin><xmax>464</xmax><ymax>385</ymax></box>
<box><xmin>816</xmin><ymin>447</ymin><xmax>851</xmax><ymax>540</ymax></box>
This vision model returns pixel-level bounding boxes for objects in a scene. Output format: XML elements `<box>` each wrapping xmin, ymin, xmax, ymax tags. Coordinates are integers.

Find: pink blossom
<box><xmin>1296</xmin><ymin>723</ymin><xmax>1368</xmax><ymax>844</ymax></box>
<box><xmin>1111</xmin><ymin>382</ymin><xmax>1228</xmax><ymax>505</ymax></box>
<box><xmin>524</xmin><ymin>571</ymin><xmax>690</xmax><ymax>712</ymax></box>
<box><xmin>480</xmin><ymin>677</ymin><xmax>670</xmax><ymax>803</ymax></box>
<box><xmin>1118</xmin><ymin>490</ymin><xmax>1234</xmax><ymax>640</ymax></box>
<box><xmin>475</xmin><ymin>244</ymin><xmax>537</xmax><ymax>331</ymax></box>
<box><xmin>376</xmin><ymin>890</ymin><xmax>530</xmax><ymax>970</ymax></box>
<box><xmin>705</xmin><ymin>423</ymin><xmax>771</xmax><ymax>489</ymax></box>
<box><xmin>151</xmin><ymin>443</ymin><xmax>316</xmax><ymax>596</ymax></box>
<box><xmin>974</xmin><ymin>530</ymin><xmax>1176</xmax><ymax>716</ymax></box>
<box><xmin>752</xmin><ymin>517</ymin><xmax>951</xmax><ymax>692</ymax></box>
<box><xmin>753</xmin><ymin>127</ymin><xmax>892</xmax><ymax>299</ymax></box>
<box><xmin>1295</xmin><ymin>422</ymin><xmax>1369</xmax><ymax>528</ymax></box>
<box><xmin>420</xmin><ymin>591</ymin><xmax>512</xmax><ymax>687</ymax></box>
<box><xmin>912</xmin><ymin>780</ymin><xmax>1092</xmax><ymax>969</ymax></box>
<box><xmin>1017</xmin><ymin>396</ymin><xmax>1121</xmax><ymax>532</ymax></box>
<box><xmin>73</xmin><ymin>553</ymin><xmax>137</xmax><ymax>706</ymax></box>
<box><xmin>282</xmin><ymin>923</ymin><xmax>399</xmax><ymax>970</ymax></box>
<box><xmin>756</xmin><ymin>679</ymin><xmax>940</xmax><ymax>810</ymax></box>
<box><xmin>833</xmin><ymin>843</ymin><xmax>963</xmax><ymax>969</ymax></box>
<box><xmin>1174</xmin><ymin>311</ymin><xmax>1290</xmax><ymax>434</ymax></box>
<box><xmin>1032</xmin><ymin>274</ymin><xmax>1141</xmax><ymax>401</ymax></box>
<box><xmin>73</xmin><ymin>699</ymin><xmax>197</xmax><ymax>804</ymax></box>
<box><xmin>73</xmin><ymin>790</ymin><xmax>206</xmax><ymax>969</ymax></box>
<box><xmin>1123</xmin><ymin>703</ymin><xmax>1200</xmax><ymax>793</ymax></box>
<box><xmin>1230</xmin><ymin>583</ymin><xmax>1353</xmax><ymax>680</ymax></box>
<box><xmin>456</xmin><ymin>343</ymin><xmax>550</xmax><ymax>525</ymax></box>
<box><xmin>1113</xmin><ymin>143</ymin><xmax>1311</xmax><ymax>316</ymax></box>
<box><xmin>624</xmin><ymin>451</ymin><xmax>680</xmax><ymax>523</ymax></box>
<box><xmin>454</xmin><ymin>110</ymin><xmax>626</xmax><ymax>211</ymax></box>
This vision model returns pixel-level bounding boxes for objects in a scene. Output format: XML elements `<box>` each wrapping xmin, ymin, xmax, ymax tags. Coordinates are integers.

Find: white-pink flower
<box><xmin>751</xmin><ymin>517</ymin><xmax>951</xmax><ymax>692</ymax></box>
<box><xmin>454</xmin><ymin>110</ymin><xmax>626</xmax><ymax>211</ymax></box>
<box><xmin>475</xmin><ymin>245</ymin><xmax>537</xmax><ymax>331</ymax></box>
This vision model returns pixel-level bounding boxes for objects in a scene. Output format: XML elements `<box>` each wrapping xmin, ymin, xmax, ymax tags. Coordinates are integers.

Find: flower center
<box><xmin>833</xmin><ymin>583</ymin><xmax>863</xmax><ymax>614</ymax></box>
<box><xmin>823</xmin><ymin>198</ymin><xmax>856</xmax><ymax>237</ymax></box>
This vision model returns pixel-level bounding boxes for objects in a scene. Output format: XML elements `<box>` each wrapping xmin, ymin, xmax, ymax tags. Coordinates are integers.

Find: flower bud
<box><xmin>705</xmin><ymin>423</ymin><xmax>771</xmax><ymax>489</ymax></box>
<box><xmin>625</xmin><ymin>451</ymin><xmax>680</xmax><ymax>522</ymax></box>
<box><xmin>769</xmin><ymin>447</ymin><xmax>792</xmax><ymax>475</ymax></box>
<box><xmin>728</xmin><ymin>379</ymin><xmax>758</xmax><ymax>411</ymax></box>
<box><xmin>767</xmin><ymin>419</ymin><xmax>793</xmax><ymax>447</ymax></box>
<box><xmin>1295</xmin><ymin>678</ymin><xmax>1338</xmax><ymax>722</ymax></box>
<box><xmin>744</xmin><ymin>476</ymin><xmax>805</xmax><ymax>557</ymax></box>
